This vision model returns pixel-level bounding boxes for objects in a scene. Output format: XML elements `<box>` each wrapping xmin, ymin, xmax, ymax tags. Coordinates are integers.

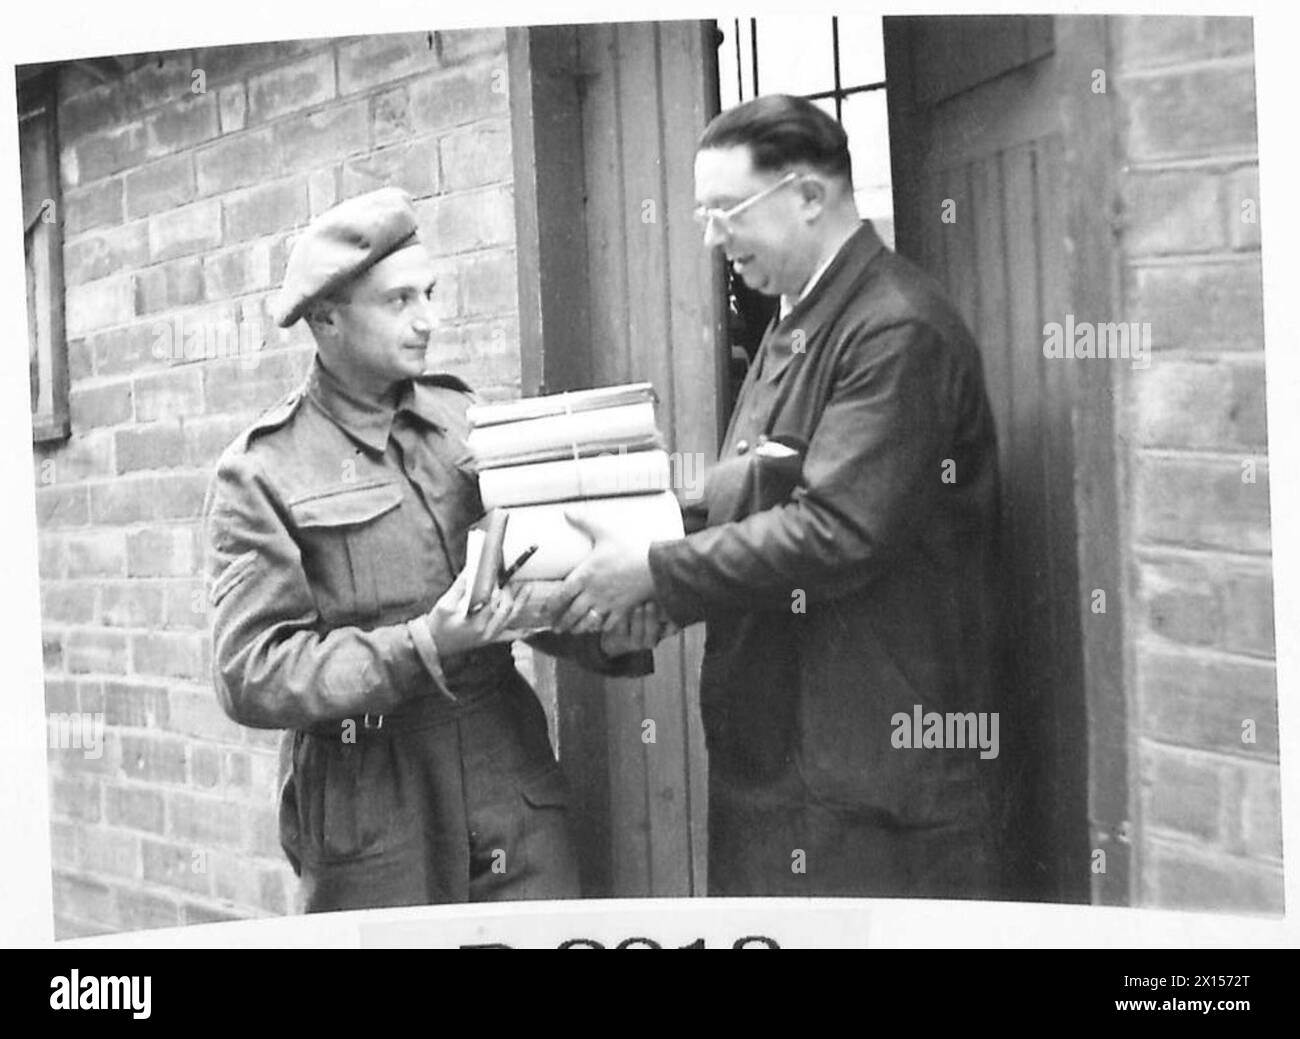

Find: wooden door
<box><xmin>509</xmin><ymin>21</ymin><xmax>726</xmax><ymax>897</ymax></box>
<box><xmin>884</xmin><ymin>15</ymin><xmax>1121</xmax><ymax>903</ymax></box>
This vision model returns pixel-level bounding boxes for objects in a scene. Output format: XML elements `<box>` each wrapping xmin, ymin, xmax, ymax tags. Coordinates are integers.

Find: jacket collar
<box><xmin>759</xmin><ymin>220</ymin><xmax>886</xmax><ymax>383</ymax></box>
<box><xmin>305</xmin><ymin>356</ymin><xmax>443</xmax><ymax>453</ymax></box>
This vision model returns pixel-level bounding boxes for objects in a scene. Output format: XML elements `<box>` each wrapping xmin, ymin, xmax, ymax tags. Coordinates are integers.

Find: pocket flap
<box><xmin>289</xmin><ymin>482</ymin><xmax>403</xmax><ymax>529</ymax></box>
<box><xmin>520</xmin><ymin>767</ymin><xmax>569</xmax><ymax>808</ymax></box>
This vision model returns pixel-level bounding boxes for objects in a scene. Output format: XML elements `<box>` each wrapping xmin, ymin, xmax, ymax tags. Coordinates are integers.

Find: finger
<box><xmin>553</xmin><ymin>593</ymin><xmax>593</xmax><ymax>634</ymax></box>
<box><xmin>628</xmin><ymin>605</ymin><xmax>648</xmax><ymax>646</ymax></box>
<box><xmin>563</xmin><ymin>510</ymin><xmax>597</xmax><ymax>540</ymax></box>
<box><xmin>600</xmin><ymin>606</ymin><xmax>631</xmax><ymax>636</ymax></box>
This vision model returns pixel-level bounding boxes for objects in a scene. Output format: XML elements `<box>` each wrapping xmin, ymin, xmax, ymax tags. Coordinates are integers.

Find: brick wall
<box><xmin>1113</xmin><ymin>16</ymin><xmax>1281</xmax><ymax>912</ymax></box>
<box><xmin>37</xmin><ymin>28</ymin><xmax>520</xmax><ymax>937</ymax></box>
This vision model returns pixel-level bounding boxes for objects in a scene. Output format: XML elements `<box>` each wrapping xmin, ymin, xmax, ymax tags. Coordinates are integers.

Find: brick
<box><xmin>44</xmin><ymin>676</ymin><xmax>79</xmax><ymax>714</ymax></box>
<box><xmin>410</xmin><ymin>63</ymin><xmax>508</xmax><ymax>134</ymax></box>
<box><xmin>78</xmin><ymin>679</ymin><xmax>107</xmax><ymax>717</ymax></box>
<box><xmin>1121</xmin><ymin>63</ymin><xmax>1257</xmax><ymax>161</ymax></box>
<box><xmin>42</xmin><ymin>583</ymin><xmax>96</xmax><ymax>625</ymax></box>
<box><xmin>133</xmin><ymin>367</ymin><xmax>204</xmax><ymax>422</ymax></box>
<box><xmin>124</xmin><ymin>52</ymin><xmax>199</xmax><ymax>112</ymax></box>
<box><xmin>372</xmin><ymin>86</ymin><xmax>414</xmax><ymax>147</ymax></box>
<box><xmin>218</xmin><ymin>85</ymin><xmax>247</xmax><ymax>134</ymax></box>
<box><xmin>339</xmin><ymin>32</ymin><xmax>437</xmax><ymax>94</ymax></box>
<box><xmin>1136</xmin><ymin>553</ymin><xmax>1274</xmax><ymax>658</ymax></box>
<box><xmin>50</xmin><ymin>773</ymin><xmax>102</xmax><ymax>823</ymax></box>
<box><xmin>99</xmin><ymin>583</ymin><xmax>164</xmax><ymax>629</ymax></box>
<box><xmin>68</xmin><ymin>337</ymin><xmax>94</xmax><ymax>381</ymax></box>
<box><xmin>59</xmin><ymin>82</ymin><xmax>129</xmax><ymax>142</ymax></box>
<box><xmin>132</xmin><ymin>632</ymin><xmax>207</xmax><ymax>682</ymax></box>
<box><xmin>224</xmin><ymin>179</ymin><xmax>309</xmax><ymax>243</ymax></box>
<box><xmin>439</xmin><ymin>120</ymin><xmax>511</xmax><ymax>192</ymax></box>
<box><xmin>68</xmin><ymin>122</ymin><xmax>148</xmax><ymax>185</ymax></box>
<box><xmin>243</xmin><ymin>804</ymin><xmax>281</xmax><ymax>860</ymax></box>
<box><xmin>70</xmin><ymin>381</ymin><xmax>133</xmax><ymax>431</ymax></box>
<box><xmin>258</xmin><ymin>867</ymin><xmax>289</xmax><ymax>913</ymax></box>
<box><xmin>1144</xmin><ymin>838</ymin><xmax>1283</xmax><ymax>913</ymax></box>
<box><xmin>66</xmin><ymin>277</ymin><xmax>135</xmax><ymax>335</ymax></box>
<box><xmin>54</xmin><ymin>916</ymin><xmax>114</xmax><ymax>940</ymax></box>
<box><xmin>115</xmin><ymin>422</ymin><xmax>186</xmax><ymax>474</ymax></box>
<box><xmin>182</xmin><ymin>901</ymin><xmax>243</xmax><ymax>925</ymax></box>
<box><xmin>436</xmin><ymin>26</ymin><xmax>507</xmax><ymax>67</ymax></box>
<box><xmin>79</xmin><ymin>827</ymin><xmax>141</xmax><ymax>880</ymax></box>
<box><xmin>120</xmin><ymin>733</ymin><xmax>188</xmax><ymax>785</ymax></box>
<box><xmin>1136</xmin><ymin>645</ymin><xmax>1278</xmax><ymax>758</ymax></box>
<box><xmin>1115</xmin><ymin>15</ymin><xmax>1255</xmax><ymax>70</ymax></box>
<box><xmin>49</xmin><ymin>819</ymin><xmax>79</xmax><ymax>867</ymax></box>
<box><xmin>195</xmin><ymin>127</ymin><xmax>275</xmax><ymax>195</ymax></box>
<box><xmin>92</xmin><ymin>323</ymin><xmax>164</xmax><ymax>377</ymax></box>
<box><xmin>459</xmin><ymin>248</ymin><xmax>517</xmax><ymax>318</ymax></box>
<box><xmin>204</xmin><ymin>349</ymin><xmax>311</xmax><ymax>414</ymax></box>
<box><xmin>1139</xmin><ymin>741</ymin><xmax>1222</xmax><ymax>842</ymax></box>
<box><xmin>65</xmin><ymin>628</ymin><xmax>129</xmax><ymax>674</ymax></box>
<box><xmin>145</xmin><ymin>92</ymin><xmax>220</xmax><ymax>158</ymax></box>
<box><xmin>105</xmin><ymin>783</ymin><xmax>166</xmax><ymax>833</ymax></box>
<box><xmin>1122</xmin><ymin>169</ymin><xmax>1223</xmax><ymax>257</ymax></box>
<box><xmin>193</xmin><ymin>40</ymin><xmax>323</xmax><ymax>86</ymax></box>
<box><xmin>103</xmin><ymin>679</ymin><xmax>170</xmax><ymax>728</ymax></box>
<box><xmin>271</xmin><ymin>100</ymin><xmax>370</xmax><ymax>170</ymax></box>
<box><xmin>1134</xmin><ymin>359</ymin><xmax>1267</xmax><ymax>451</ymax></box>
<box><xmin>39</xmin><ymin>533</ymin><xmax>67</xmax><ymax>579</ymax></box>
<box><xmin>202</xmin><ymin>238</ymin><xmax>279</xmax><ymax>299</ymax></box>
<box><xmin>52</xmin><ymin>872</ymin><xmax>115</xmax><ymax>925</ymax></box>
<box><xmin>308</xmin><ymin>167</ymin><xmax>338</xmax><ymax>217</ymax></box>
<box><xmin>1236</xmin><ymin>763</ymin><xmax>1282</xmax><ymax>860</ymax></box>
<box><xmin>115</xmin><ymin>887</ymin><xmax>181</xmax><ymax>931</ymax></box>
<box><xmin>416</xmin><ymin>185</ymin><xmax>514</xmax><ymax>254</ymax></box>
<box><xmin>142</xmin><ymin>839</ymin><xmax>212</xmax><ymax>896</ymax></box>
<box><xmin>168</xmin><ymin>791</ymin><xmax>244</xmax><ymax>844</ymax></box>
<box><xmin>34</xmin><ymin>484</ymin><xmax>90</xmax><ymax>528</ymax></box>
<box><xmin>34</xmin><ymin>432</ymin><xmax>113</xmax><ymax>483</ymax></box>
<box><xmin>224</xmin><ymin>748</ymin><xmax>252</xmax><ymax>789</ymax></box>
<box><xmin>64</xmin><ymin>533</ymin><xmax>126</xmax><ymax>579</ymax></box>
<box><xmin>151</xmin><ymin>306</ymin><xmax>259</xmax><ymax>365</ymax></box>
<box><xmin>210</xmin><ymin>851</ymin><xmax>278</xmax><ymax>907</ymax></box>
<box><xmin>248</xmin><ymin>51</ymin><xmax>336</xmax><ymax>122</ymax></box>
<box><xmin>126</xmin><ymin>525</ymin><xmax>197</xmax><ymax>580</ymax></box>
<box><xmin>90</xmin><ymin>473</ymin><xmax>208</xmax><ymax>525</ymax></box>
<box><xmin>124</xmin><ymin>153</ymin><xmax>196</xmax><ymax>219</ymax></box>
<box><xmin>43</xmin><ymin>632</ymin><xmax>63</xmax><ymax>671</ymax></box>
<box><xmin>134</xmin><ymin>257</ymin><xmax>205</xmax><ymax>315</ymax></box>
<box><xmin>340</xmin><ymin>137</ymin><xmax>439</xmax><ymax>200</ymax></box>
<box><xmin>1134</xmin><ymin>454</ymin><xmax>1270</xmax><ymax>552</ymax></box>
<box><xmin>191</xmin><ymin>745</ymin><xmax>221</xmax><ymax>788</ymax></box>
<box><xmin>184</xmin><ymin>414</ymin><xmax>255</xmax><ymax>467</ymax></box>
<box><xmin>149</xmin><ymin>200</ymin><xmax>223</xmax><ymax>262</ymax></box>
<box><xmin>1225</xmin><ymin>166</ymin><xmax>1261</xmax><ymax>250</ymax></box>
<box><xmin>164</xmin><ymin>580</ymin><xmax>209</xmax><ymax>630</ymax></box>
<box><xmin>166</xmin><ymin>689</ymin><xmax>241</xmax><ymax>741</ymax></box>
<box><xmin>1128</xmin><ymin>258</ymin><xmax>1263</xmax><ymax>354</ymax></box>
<box><xmin>63</xmin><ymin>179</ymin><xmax>125</xmax><ymax>235</ymax></box>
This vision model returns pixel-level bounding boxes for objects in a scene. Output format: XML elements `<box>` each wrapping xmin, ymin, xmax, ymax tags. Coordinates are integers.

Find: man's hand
<box><xmin>426</xmin><ymin>568</ymin><xmax>534</xmax><ymax>656</ymax></box>
<box><xmin>551</xmin><ymin>511</ymin><xmax>658</xmax><ymax>635</ymax></box>
<box><xmin>599</xmin><ymin>601</ymin><xmax>680</xmax><ymax>656</ymax></box>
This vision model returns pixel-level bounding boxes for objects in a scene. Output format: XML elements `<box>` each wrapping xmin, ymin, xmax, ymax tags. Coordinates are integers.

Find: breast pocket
<box><xmin>289</xmin><ymin>481</ymin><xmax>421</xmax><ymax>623</ymax></box>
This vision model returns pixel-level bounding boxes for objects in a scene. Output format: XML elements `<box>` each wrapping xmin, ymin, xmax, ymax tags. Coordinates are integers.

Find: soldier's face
<box><xmin>694</xmin><ymin>145</ymin><xmax>812</xmax><ymax>298</ymax></box>
<box><xmin>324</xmin><ymin>246</ymin><xmax>438</xmax><ymax>386</ymax></box>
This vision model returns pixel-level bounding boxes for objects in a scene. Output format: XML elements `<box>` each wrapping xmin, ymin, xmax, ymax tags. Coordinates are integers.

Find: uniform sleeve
<box><xmin>647</xmin><ymin>320</ymin><xmax>958</xmax><ymax>626</ymax></box>
<box><xmin>205</xmin><ymin>447</ymin><xmax>449</xmax><ymax>729</ymax></box>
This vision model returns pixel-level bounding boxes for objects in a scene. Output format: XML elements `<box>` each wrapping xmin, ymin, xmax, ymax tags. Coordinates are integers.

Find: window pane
<box><xmin>837</xmin><ymin>14</ymin><xmax>887</xmax><ymax>88</ymax></box>
<box><xmin>840</xmin><ymin>91</ymin><xmax>894</xmax><ymax>249</ymax></box>
<box><xmin>714</xmin><ymin>17</ymin><xmax>754</xmax><ymax>107</ymax></box>
<box><xmin>754</xmin><ymin>16</ymin><xmax>834</xmax><ymax>98</ymax></box>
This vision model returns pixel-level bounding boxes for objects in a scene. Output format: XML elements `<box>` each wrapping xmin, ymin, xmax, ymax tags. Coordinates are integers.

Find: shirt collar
<box><xmin>305</xmin><ymin>356</ymin><xmax>443</xmax><ymax>453</ymax></box>
<box><xmin>779</xmin><ymin>220</ymin><xmax>880</xmax><ymax>320</ymax></box>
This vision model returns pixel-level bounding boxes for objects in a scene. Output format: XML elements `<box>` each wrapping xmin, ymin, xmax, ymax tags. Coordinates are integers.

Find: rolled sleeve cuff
<box><xmin>405</xmin><ymin>616</ymin><xmax>457</xmax><ymax>701</ymax></box>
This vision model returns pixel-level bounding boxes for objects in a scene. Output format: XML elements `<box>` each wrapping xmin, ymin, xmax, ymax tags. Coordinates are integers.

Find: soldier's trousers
<box><xmin>278</xmin><ymin>670</ymin><xmax>580</xmax><ymax>912</ymax></box>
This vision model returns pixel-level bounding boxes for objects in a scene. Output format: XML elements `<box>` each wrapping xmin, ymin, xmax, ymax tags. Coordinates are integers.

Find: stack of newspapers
<box><xmin>463</xmin><ymin>382</ymin><xmax>684</xmax><ymax>631</ymax></box>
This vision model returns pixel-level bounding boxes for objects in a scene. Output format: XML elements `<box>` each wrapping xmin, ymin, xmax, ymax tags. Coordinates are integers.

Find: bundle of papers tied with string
<box><xmin>466</xmin><ymin>383</ymin><xmax>685</xmax><ymax>631</ymax></box>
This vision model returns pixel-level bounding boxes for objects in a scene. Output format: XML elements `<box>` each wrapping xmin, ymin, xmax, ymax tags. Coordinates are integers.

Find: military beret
<box><xmin>272</xmin><ymin>187</ymin><xmax>421</xmax><ymax>327</ymax></box>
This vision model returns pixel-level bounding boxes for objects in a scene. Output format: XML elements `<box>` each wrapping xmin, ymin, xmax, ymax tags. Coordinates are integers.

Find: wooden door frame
<box><xmin>883</xmin><ymin>14</ymin><xmax>1131</xmax><ymax>905</ymax></box>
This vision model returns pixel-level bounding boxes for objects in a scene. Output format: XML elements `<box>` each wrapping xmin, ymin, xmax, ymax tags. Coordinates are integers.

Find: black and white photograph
<box><xmin>5</xmin><ymin>1</ymin><xmax>1295</xmax><ymax>952</ymax></box>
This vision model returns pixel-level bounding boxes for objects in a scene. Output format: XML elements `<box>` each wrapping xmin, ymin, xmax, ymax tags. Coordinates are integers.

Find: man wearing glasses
<box><xmin>555</xmin><ymin>94</ymin><xmax>1006</xmax><ymax>899</ymax></box>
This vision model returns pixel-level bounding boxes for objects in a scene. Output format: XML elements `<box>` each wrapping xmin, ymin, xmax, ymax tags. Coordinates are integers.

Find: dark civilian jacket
<box><xmin>648</xmin><ymin>221</ymin><xmax>1003</xmax><ymax>825</ymax></box>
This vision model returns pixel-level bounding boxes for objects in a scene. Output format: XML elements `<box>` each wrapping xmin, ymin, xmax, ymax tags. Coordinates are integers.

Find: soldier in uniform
<box><xmin>204</xmin><ymin>188</ymin><xmax>657</xmax><ymax>912</ymax></box>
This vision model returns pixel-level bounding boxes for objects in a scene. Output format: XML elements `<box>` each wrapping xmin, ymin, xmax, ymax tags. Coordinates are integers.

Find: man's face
<box><xmin>316</xmin><ymin>244</ymin><xmax>438</xmax><ymax>386</ymax></box>
<box><xmin>694</xmin><ymin>145</ymin><xmax>810</xmax><ymax>298</ymax></box>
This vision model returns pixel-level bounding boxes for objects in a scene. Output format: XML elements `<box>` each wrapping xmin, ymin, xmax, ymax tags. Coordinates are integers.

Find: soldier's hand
<box><xmin>427</xmin><ymin>569</ymin><xmax>534</xmax><ymax>656</ymax></box>
<box><xmin>599</xmin><ymin>602</ymin><xmax>677</xmax><ymax>656</ymax></box>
